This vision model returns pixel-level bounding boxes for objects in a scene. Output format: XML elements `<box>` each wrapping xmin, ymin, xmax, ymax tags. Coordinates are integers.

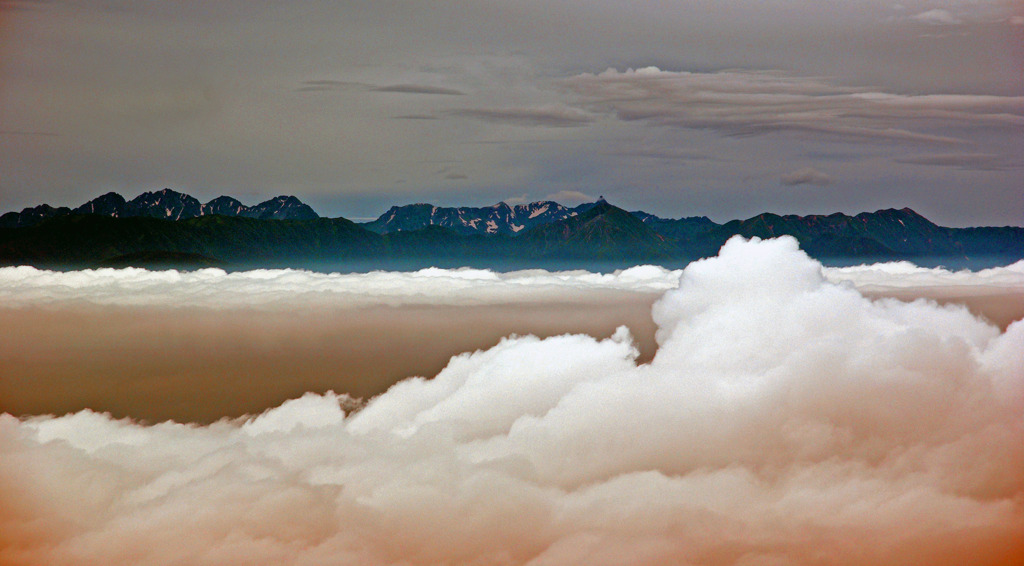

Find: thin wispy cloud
<box><xmin>297</xmin><ymin>81</ymin><xmax>464</xmax><ymax>96</ymax></box>
<box><xmin>391</xmin><ymin>114</ymin><xmax>440</xmax><ymax>120</ymax></box>
<box><xmin>910</xmin><ymin>9</ymin><xmax>963</xmax><ymax>25</ymax></box>
<box><xmin>372</xmin><ymin>84</ymin><xmax>466</xmax><ymax>96</ymax></box>
<box><xmin>449</xmin><ymin>105</ymin><xmax>595</xmax><ymax>128</ymax></box>
<box><xmin>295</xmin><ymin>80</ymin><xmax>367</xmax><ymax>93</ymax></box>
<box><xmin>438</xmin><ymin>165</ymin><xmax>468</xmax><ymax>180</ymax></box>
<box><xmin>781</xmin><ymin>166</ymin><xmax>833</xmax><ymax>186</ymax></box>
<box><xmin>561</xmin><ymin>67</ymin><xmax>1023</xmax><ymax>145</ymax></box>
<box><xmin>544</xmin><ymin>189</ymin><xmax>595</xmax><ymax>204</ymax></box>
<box><xmin>608</xmin><ymin>144</ymin><xmax>714</xmax><ymax>161</ymax></box>
<box><xmin>895</xmin><ymin>153</ymin><xmax>1022</xmax><ymax>171</ymax></box>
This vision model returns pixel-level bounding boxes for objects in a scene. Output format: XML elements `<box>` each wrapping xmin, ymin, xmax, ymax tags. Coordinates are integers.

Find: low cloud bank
<box><xmin>3</xmin><ymin>257</ymin><xmax>1022</xmax><ymax>310</ymax></box>
<box><xmin>0</xmin><ymin>264</ymin><xmax>681</xmax><ymax>309</ymax></box>
<box><xmin>827</xmin><ymin>260</ymin><xmax>1024</xmax><ymax>330</ymax></box>
<box><xmin>2</xmin><ymin>237</ymin><xmax>1023</xmax><ymax>565</ymax></box>
<box><xmin>826</xmin><ymin>259</ymin><xmax>1024</xmax><ymax>288</ymax></box>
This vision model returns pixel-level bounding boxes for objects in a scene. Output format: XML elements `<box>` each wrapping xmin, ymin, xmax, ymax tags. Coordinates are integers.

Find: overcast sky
<box><xmin>1</xmin><ymin>0</ymin><xmax>1021</xmax><ymax>225</ymax></box>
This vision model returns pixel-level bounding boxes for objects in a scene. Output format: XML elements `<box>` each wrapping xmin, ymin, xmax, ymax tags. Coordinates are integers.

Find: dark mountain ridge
<box><xmin>520</xmin><ymin>200</ymin><xmax>678</xmax><ymax>259</ymax></box>
<box><xmin>705</xmin><ymin>207</ymin><xmax>972</xmax><ymax>258</ymax></box>
<box><xmin>0</xmin><ymin>189</ymin><xmax>318</xmax><ymax>228</ymax></box>
<box><xmin>0</xmin><ymin>213</ymin><xmax>378</xmax><ymax>269</ymax></box>
<box><xmin>1</xmin><ymin>191</ymin><xmax>1021</xmax><ymax>270</ymax></box>
<box><xmin>361</xmin><ymin>200</ymin><xmax>591</xmax><ymax>236</ymax></box>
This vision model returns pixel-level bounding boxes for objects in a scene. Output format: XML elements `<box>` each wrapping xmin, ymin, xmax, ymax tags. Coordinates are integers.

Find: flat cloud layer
<box><xmin>2</xmin><ymin>237</ymin><xmax>1023</xmax><ymax>565</ymax></box>
<box><xmin>0</xmin><ymin>264</ymin><xmax>681</xmax><ymax>309</ymax></box>
<box><xmin>4</xmin><ymin>257</ymin><xmax>1023</xmax><ymax>309</ymax></box>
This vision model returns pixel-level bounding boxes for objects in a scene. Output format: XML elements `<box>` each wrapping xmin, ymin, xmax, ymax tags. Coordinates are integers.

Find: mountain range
<box><xmin>0</xmin><ymin>189</ymin><xmax>317</xmax><ymax>228</ymax></box>
<box><xmin>1</xmin><ymin>189</ymin><xmax>1021</xmax><ymax>270</ymax></box>
<box><xmin>362</xmin><ymin>201</ymin><xmax>585</xmax><ymax>235</ymax></box>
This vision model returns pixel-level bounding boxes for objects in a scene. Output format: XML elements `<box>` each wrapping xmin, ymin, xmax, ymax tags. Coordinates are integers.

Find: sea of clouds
<box><xmin>2</xmin><ymin>249</ymin><xmax>1022</xmax><ymax>310</ymax></box>
<box><xmin>0</xmin><ymin>263</ymin><xmax>681</xmax><ymax>309</ymax></box>
<box><xmin>2</xmin><ymin>236</ymin><xmax>1022</xmax><ymax>565</ymax></box>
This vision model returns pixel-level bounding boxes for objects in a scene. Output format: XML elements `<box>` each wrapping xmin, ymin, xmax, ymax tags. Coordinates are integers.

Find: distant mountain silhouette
<box><xmin>0</xmin><ymin>204</ymin><xmax>72</xmax><ymax>228</ymax></box>
<box><xmin>520</xmin><ymin>200</ymin><xmax>677</xmax><ymax>259</ymax></box>
<box><xmin>200</xmin><ymin>196</ymin><xmax>248</xmax><ymax>217</ymax></box>
<box><xmin>1</xmin><ymin>191</ymin><xmax>1022</xmax><ymax>269</ymax></box>
<box><xmin>631</xmin><ymin>211</ymin><xmax>719</xmax><ymax>243</ymax></box>
<box><xmin>362</xmin><ymin>201</ymin><xmax>588</xmax><ymax>235</ymax></box>
<box><xmin>1</xmin><ymin>189</ymin><xmax>318</xmax><ymax>228</ymax></box>
<box><xmin>244</xmin><ymin>195</ymin><xmax>318</xmax><ymax>220</ymax></box>
<box><xmin>95</xmin><ymin>251</ymin><xmax>226</xmax><ymax>270</ymax></box>
<box><xmin>703</xmin><ymin>208</ymin><xmax>970</xmax><ymax>258</ymax></box>
<box><xmin>0</xmin><ymin>213</ymin><xmax>378</xmax><ymax>269</ymax></box>
<box><xmin>73</xmin><ymin>192</ymin><xmax>127</xmax><ymax>217</ymax></box>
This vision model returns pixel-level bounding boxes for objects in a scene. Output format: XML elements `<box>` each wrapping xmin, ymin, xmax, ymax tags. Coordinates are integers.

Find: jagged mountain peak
<box><xmin>200</xmin><ymin>196</ymin><xmax>246</xmax><ymax>217</ymax></box>
<box><xmin>244</xmin><ymin>195</ymin><xmax>319</xmax><ymax>220</ymax></box>
<box><xmin>361</xmin><ymin>199</ymin><xmax>586</xmax><ymax>235</ymax></box>
<box><xmin>0</xmin><ymin>203</ymin><xmax>72</xmax><ymax>228</ymax></box>
<box><xmin>855</xmin><ymin>207</ymin><xmax>937</xmax><ymax>229</ymax></box>
<box><xmin>130</xmin><ymin>188</ymin><xmax>192</xmax><ymax>203</ymax></box>
<box><xmin>74</xmin><ymin>192</ymin><xmax>127</xmax><ymax>217</ymax></box>
<box><xmin>125</xmin><ymin>189</ymin><xmax>203</xmax><ymax>220</ymax></box>
<box><xmin>519</xmin><ymin>200</ymin><xmax>676</xmax><ymax>259</ymax></box>
<box><xmin>2</xmin><ymin>190</ymin><xmax>320</xmax><ymax>226</ymax></box>
<box><xmin>584</xmin><ymin>198</ymin><xmax>615</xmax><ymax>213</ymax></box>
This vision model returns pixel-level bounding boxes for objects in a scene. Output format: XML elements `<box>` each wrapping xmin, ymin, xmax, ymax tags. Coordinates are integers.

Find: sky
<box><xmin>1</xmin><ymin>0</ymin><xmax>1022</xmax><ymax>226</ymax></box>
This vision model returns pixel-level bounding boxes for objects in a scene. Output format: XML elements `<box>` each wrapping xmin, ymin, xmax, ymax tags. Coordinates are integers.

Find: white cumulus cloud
<box><xmin>2</xmin><ymin>237</ymin><xmax>1023</xmax><ymax>565</ymax></box>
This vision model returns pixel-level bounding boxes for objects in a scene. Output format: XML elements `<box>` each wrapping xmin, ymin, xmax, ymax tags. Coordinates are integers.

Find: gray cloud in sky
<box><xmin>910</xmin><ymin>9</ymin><xmax>964</xmax><ymax>25</ymax></box>
<box><xmin>297</xmin><ymin>81</ymin><xmax>465</xmax><ymax>96</ymax></box>
<box><xmin>392</xmin><ymin>114</ymin><xmax>440</xmax><ymax>120</ymax></box>
<box><xmin>437</xmin><ymin>165</ymin><xmax>468</xmax><ymax>180</ymax></box>
<box><xmin>781</xmin><ymin>167</ymin><xmax>833</xmax><ymax>186</ymax></box>
<box><xmin>373</xmin><ymin>84</ymin><xmax>466</xmax><ymax>96</ymax></box>
<box><xmin>448</xmin><ymin>105</ymin><xmax>595</xmax><ymax>128</ymax></box>
<box><xmin>296</xmin><ymin>80</ymin><xmax>367</xmax><ymax>93</ymax></box>
<box><xmin>895</xmin><ymin>153</ymin><xmax>1022</xmax><ymax>171</ymax></box>
<box><xmin>560</xmin><ymin>67</ymin><xmax>1022</xmax><ymax>145</ymax></box>
<box><xmin>608</xmin><ymin>145</ymin><xmax>715</xmax><ymax>162</ymax></box>
<box><xmin>543</xmin><ymin>190</ymin><xmax>597</xmax><ymax>204</ymax></box>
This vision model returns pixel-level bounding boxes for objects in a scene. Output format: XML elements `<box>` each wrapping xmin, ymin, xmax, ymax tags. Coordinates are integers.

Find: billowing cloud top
<box><xmin>2</xmin><ymin>236</ymin><xmax>1023</xmax><ymax>564</ymax></box>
